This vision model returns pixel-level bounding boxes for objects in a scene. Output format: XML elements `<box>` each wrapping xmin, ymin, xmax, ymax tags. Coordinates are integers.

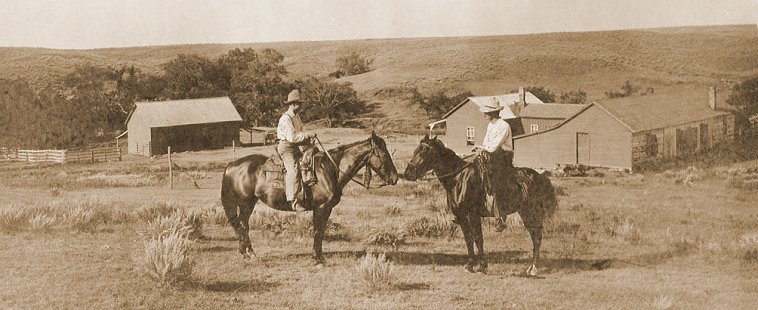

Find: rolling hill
<box><xmin>1</xmin><ymin>24</ymin><xmax>756</xmax><ymax>130</ymax></box>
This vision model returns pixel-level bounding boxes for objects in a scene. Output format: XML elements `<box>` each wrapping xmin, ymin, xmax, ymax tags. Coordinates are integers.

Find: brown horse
<box><xmin>221</xmin><ymin>132</ymin><xmax>398</xmax><ymax>265</ymax></box>
<box><xmin>403</xmin><ymin>135</ymin><xmax>557</xmax><ymax>275</ymax></box>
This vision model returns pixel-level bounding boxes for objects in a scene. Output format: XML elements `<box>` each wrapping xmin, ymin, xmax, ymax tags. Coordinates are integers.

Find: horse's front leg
<box><xmin>311</xmin><ymin>203</ymin><xmax>334</xmax><ymax>266</ymax></box>
<box><xmin>469</xmin><ymin>213</ymin><xmax>487</xmax><ymax>274</ymax></box>
<box><xmin>457</xmin><ymin>212</ymin><xmax>477</xmax><ymax>273</ymax></box>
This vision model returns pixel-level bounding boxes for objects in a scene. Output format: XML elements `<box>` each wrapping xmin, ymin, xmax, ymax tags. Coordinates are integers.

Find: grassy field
<box><xmin>1</xmin><ymin>129</ymin><xmax>758</xmax><ymax>309</ymax></box>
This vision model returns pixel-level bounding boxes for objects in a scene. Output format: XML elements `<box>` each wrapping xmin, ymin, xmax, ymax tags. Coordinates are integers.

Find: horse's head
<box><xmin>364</xmin><ymin>131</ymin><xmax>399</xmax><ymax>185</ymax></box>
<box><xmin>404</xmin><ymin>134</ymin><xmax>444</xmax><ymax>181</ymax></box>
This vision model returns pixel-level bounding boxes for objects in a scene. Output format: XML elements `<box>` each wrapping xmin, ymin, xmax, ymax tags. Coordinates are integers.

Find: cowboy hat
<box><xmin>478</xmin><ymin>98</ymin><xmax>504</xmax><ymax>113</ymax></box>
<box><xmin>284</xmin><ymin>89</ymin><xmax>303</xmax><ymax>104</ymax></box>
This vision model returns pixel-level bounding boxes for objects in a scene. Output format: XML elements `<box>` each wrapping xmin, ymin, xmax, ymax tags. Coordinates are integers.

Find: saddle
<box><xmin>262</xmin><ymin>145</ymin><xmax>319</xmax><ymax>197</ymax></box>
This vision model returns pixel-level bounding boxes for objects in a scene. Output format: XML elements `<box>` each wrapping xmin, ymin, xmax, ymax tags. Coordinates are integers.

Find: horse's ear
<box><xmin>422</xmin><ymin>134</ymin><xmax>429</xmax><ymax>141</ymax></box>
<box><xmin>430</xmin><ymin>134</ymin><xmax>437</xmax><ymax>140</ymax></box>
<box><xmin>371</xmin><ymin>130</ymin><xmax>377</xmax><ymax>137</ymax></box>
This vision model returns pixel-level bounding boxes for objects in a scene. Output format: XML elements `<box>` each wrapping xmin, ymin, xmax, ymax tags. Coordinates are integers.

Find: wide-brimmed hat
<box><xmin>479</xmin><ymin>98</ymin><xmax>504</xmax><ymax>113</ymax></box>
<box><xmin>284</xmin><ymin>90</ymin><xmax>303</xmax><ymax>104</ymax></box>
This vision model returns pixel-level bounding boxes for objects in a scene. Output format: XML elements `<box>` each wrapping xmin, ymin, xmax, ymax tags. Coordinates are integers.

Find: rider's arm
<box><xmin>277</xmin><ymin>114</ymin><xmax>307</xmax><ymax>144</ymax></box>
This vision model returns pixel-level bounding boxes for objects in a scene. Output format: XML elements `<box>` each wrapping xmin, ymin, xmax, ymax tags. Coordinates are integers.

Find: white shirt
<box><xmin>277</xmin><ymin>108</ymin><xmax>307</xmax><ymax>143</ymax></box>
<box><xmin>482</xmin><ymin>118</ymin><xmax>513</xmax><ymax>152</ymax></box>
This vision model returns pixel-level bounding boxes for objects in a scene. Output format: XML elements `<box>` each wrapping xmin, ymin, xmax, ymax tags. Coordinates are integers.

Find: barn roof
<box><xmin>594</xmin><ymin>88</ymin><xmax>731</xmax><ymax>132</ymax></box>
<box><xmin>129</xmin><ymin>97</ymin><xmax>242</xmax><ymax>128</ymax></box>
<box><xmin>441</xmin><ymin>92</ymin><xmax>544</xmax><ymax>120</ymax></box>
<box><xmin>519</xmin><ymin>103</ymin><xmax>586</xmax><ymax>119</ymax></box>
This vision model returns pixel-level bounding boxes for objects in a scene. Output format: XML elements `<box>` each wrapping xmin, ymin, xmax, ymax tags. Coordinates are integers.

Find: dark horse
<box><xmin>404</xmin><ymin>135</ymin><xmax>557</xmax><ymax>275</ymax></box>
<box><xmin>221</xmin><ymin>132</ymin><xmax>398</xmax><ymax>265</ymax></box>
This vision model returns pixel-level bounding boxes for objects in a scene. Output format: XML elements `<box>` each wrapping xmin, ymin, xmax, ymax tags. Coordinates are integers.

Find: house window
<box><xmin>530</xmin><ymin>123</ymin><xmax>539</xmax><ymax>133</ymax></box>
<box><xmin>466</xmin><ymin>126</ymin><xmax>475</xmax><ymax>145</ymax></box>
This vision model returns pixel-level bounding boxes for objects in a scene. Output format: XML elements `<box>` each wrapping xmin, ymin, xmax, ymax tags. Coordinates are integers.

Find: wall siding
<box><xmin>520</xmin><ymin>117</ymin><xmax>564</xmax><ymax>134</ymax></box>
<box><xmin>150</xmin><ymin>122</ymin><xmax>239</xmax><ymax>155</ymax></box>
<box><xmin>514</xmin><ymin>105</ymin><xmax>633</xmax><ymax>170</ymax></box>
<box><xmin>444</xmin><ymin>102</ymin><xmax>489</xmax><ymax>154</ymax></box>
<box><xmin>127</xmin><ymin>115</ymin><xmax>152</xmax><ymax>156</ymax></box>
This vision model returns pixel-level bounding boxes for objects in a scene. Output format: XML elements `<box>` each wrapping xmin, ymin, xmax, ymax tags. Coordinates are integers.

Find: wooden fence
<box><xmin>0</xmin><ymin>147</ymin><xmax>122</xmax><ymax>163</ymax></box>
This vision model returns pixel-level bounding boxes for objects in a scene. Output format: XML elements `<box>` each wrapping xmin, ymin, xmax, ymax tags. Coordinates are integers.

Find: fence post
<box><xmin>168</xmin><ymin>146</ymin><xmax>173</xmax><ymax>190</ymax></box>
<box><xmin>118</xmin><ymin>147</ymin><xmax>122</xmax><ymax>161</ymax></box>
<box><xmin>90</xmin><ymin>150</ymin><xmax>95</xmax><ymax>163</ymax></box>
<box><xmin>232</xmin><ymin>140</ymin><xmax>236</xmax><ymax>161</ymax></box>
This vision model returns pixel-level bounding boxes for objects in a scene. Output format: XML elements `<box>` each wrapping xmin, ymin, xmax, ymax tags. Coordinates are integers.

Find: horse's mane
<box><xmin>430</xmin><ymin>138</ymin><xmax>464</xmax><ymax>165</ymax></box>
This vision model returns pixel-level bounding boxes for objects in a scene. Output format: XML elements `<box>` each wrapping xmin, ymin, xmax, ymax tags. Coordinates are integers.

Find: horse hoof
<box><xmin>464</xmin><ymin>265</ymin><xmax>476</xmax><ymax>273</ymax></box>
<box><xmin>478</xmin><ymin>265</ymin><xmax>488</xmax><ymax>274</ymax></box>
<box><xmin>315</xmin><ymin>262</ymin><xmax>325</xmax><ymax>269</ymax></box>
<box><xmin>526</xmin><ymin>265</ymin><xmax>538</xmax><ymax>277</ymax></box>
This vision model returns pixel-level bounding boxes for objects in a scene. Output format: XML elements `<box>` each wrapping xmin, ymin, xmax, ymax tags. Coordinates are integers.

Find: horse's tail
<box><xmin>220</xmin><ymin>164</ymin><xmax>238</xmax><ymax>224</ymax></box>
<box><xmin>533</xmin><ymin>172</ymin><xmax>558</xmax><ymax>219</ymax></box>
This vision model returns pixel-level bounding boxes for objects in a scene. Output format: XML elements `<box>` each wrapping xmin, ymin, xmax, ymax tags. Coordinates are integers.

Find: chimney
<box><xmin>519</xmin><ymin>86</ymin><xmax>526</xmax><ymax>105</ymax></box>
<box><xmin>708</xmin><ymin>86</ymin><xmax>716</xmax><ymax>110</ymax></box>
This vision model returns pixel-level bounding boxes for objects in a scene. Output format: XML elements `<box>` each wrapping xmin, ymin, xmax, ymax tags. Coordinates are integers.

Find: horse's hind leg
<box><xmin>521</xmin><ymin>212</ymin><xmax>543</xmax><ymax>276</ymax></box>
<box><xmin>238</xmin><ymin>200</ymin><xmax>257</xmax><ymax>257</ymax></box>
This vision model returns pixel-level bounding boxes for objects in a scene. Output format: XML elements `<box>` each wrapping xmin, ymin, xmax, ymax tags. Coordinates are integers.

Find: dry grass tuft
<box><xmin>356</xmin><ymin>252</ymin><xmax>394</xmax><ymax>290</ymax></box>
<box><xmin>77</xmin><ymin>172</ymin><xmax>159</xmax><ymax>187</ymax></box>
<box><xmin>652</xmin><ymin>295</ymin><xmax>674</xmax><ymax>310</ymax></box>
<box><xmin>143</xmin><ymin>211</ymin><xmax>203</xmax><ymax>240</ymax></box>
<box><xmin>138</xmin><ymin>231</ymin><xmax>194</xmax><ymax>286</ymax></box>
<box><xmin>365</xmin><ymin>228</ymin><xmax>406</xmax><ymax>248</ymax></box>
<box><xmin>403</xmin><ymin>215</ymin><xmax>456</xmax><ymax>238</ymax></box>
<box><xmin>738</xmin><ymin>232</ymin><xmax>758</xmax><ymax>262</ymax></box>
<box><xmin>661</xmin><ymin>166</ymin><xmax>705</xmax><ymax>186</ymax></box>
<box><xmin>28</xmin><ymin>213</ymin><xmax>56</xmax><ymax>232</ymax></box>
<box><xmin>137</xmin><ymin>202</ymin><xmax>178</xmax><ymax>223</ymax></box>
<box><xmin>384</xmin><ymin>205</ymin><xmax>402</xmax><ymax>216</ymax></box>
<box><xmin>62</xmin><ymin>205</ymin><xmax>100</xmax><ymax>233</ymax></box>
<box><xmin>251</xmin><ymin>211</ymin><xmax>351</xmax><ymax>241</ymax></box>
<box><xmin>203</xmin><ymin>207</ymin><xmax>228</xmax><ymax>225</ymax></box>
<box><xmin>0</xmin><ymin>207</ymin><xmax>29</xmax><ymax>233</ymax></box>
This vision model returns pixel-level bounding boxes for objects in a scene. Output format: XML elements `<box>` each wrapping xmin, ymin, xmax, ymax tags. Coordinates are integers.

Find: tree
<box><xmin>510</xmin><ymin>86</ymin><xmax>555</xmax><ymax>102</ymax></box>
<box><xmin>296</xmin><ymin>76</ymin><xmax>369</xmax><ymax>127</ymax></box>
<box><xmin>559</xmin><ymin>89</ymin><xmax>588</xmax><ymax>104</ymax></box>
<box><xmin>727</xmin><ymin>76</ymin><xmax>758</xmax><ymax>117</ymax></box>
<box><xmin>220</xmin><ymin>48</ymin><xmax>290</xmax><ymax>127</ymax></box>
<box><xmin>335</xmin><ymin>51</ymin><xmax>373</xmax><ymax>77</ymax></box>
<box><xmin>409</xmin><ymin>88</ymin><xmax>473</xmax><ymax>119</ymax></box>
<box><xmin>163</xmin><ymin>54</ymin><xmax>225</xmax><ymax>99</ymax></box>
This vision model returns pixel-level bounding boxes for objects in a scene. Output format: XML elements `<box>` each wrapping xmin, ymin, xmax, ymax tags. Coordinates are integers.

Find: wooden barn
<box><xmin>126</xmin><ymin>97</ymin><xmax>242</xmax><ymax>156</ymax></box>
<box><xmin>437</xmin><ymin>88</ymin><xmax>545</xmax><ymax>154</ymax></box>
<box><xmin>513</xmin><ymin>87</ymin><xmax>735</xmax><ymax>171</ymax></box>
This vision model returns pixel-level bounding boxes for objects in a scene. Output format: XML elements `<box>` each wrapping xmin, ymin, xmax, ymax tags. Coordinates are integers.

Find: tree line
<box><xmin>0</xmin><ymin>48</ymin><xmax>369</xmax><ymax>149</ymax></box>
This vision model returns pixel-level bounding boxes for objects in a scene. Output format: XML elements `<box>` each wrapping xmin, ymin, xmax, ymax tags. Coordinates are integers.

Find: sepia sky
<box><xmin>0</xmin><ymin>0</ymin><xmax>756</xmax><ymax>49</ymax></box>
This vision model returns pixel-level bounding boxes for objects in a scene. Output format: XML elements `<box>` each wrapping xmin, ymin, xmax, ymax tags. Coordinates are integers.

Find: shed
<box><xmin>126</xmin><ymin>97</ymin><xmax>242</xmax><ymax>156</ymax></box>
<box><xmin>513</xmin><ymin>87</ymin><xmax>734</xmax><ymax>171</ymax></box>
<box><xmin>438</xmin><ymin>89</ymin><xmax>544</xmax><ymax>154</ymax></box>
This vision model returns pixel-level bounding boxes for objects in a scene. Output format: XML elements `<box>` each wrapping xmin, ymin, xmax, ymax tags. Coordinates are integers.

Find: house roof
<box><xmin>514</xmin><ymin>87</ymin><xmax>732</xmax><ymax>140</ymax></box>
<box><xmin>519</xmin><ymin>103</ymin><xmax>586</xmax><ymax>119</ymax></box>
<box><xmin>129</xmin><ymin>97</ymin><xmax>242</xmax><ymax>128</ymax></box>
<box><xmin>441</xmin><ymin>92</ymin><xmax>544</xmax><ymax>120</ymax></box>
<box><xmin>594</xmin><ymin>88</ymin><xmax>731</xmax><ymax>132</ymax></box>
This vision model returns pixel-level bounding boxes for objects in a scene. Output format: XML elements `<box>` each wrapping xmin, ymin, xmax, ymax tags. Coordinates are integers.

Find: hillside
<box><xmin>1</xmin><ymin>24</ymin><xmax>756</xmax><ymax>129</ymax></box>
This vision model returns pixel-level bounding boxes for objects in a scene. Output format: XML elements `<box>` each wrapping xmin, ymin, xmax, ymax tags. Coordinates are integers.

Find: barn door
<box><xmin>576</xmin><ymin>132</ymin><xmax>590</xmax><ymax>165</ymax></box>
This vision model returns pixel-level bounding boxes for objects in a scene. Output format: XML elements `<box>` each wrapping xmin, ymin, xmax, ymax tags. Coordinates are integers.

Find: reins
<box><xmin>314</xmin><ymin>136</ymin><xmax>387</xmax><ymax>189</ymax></box>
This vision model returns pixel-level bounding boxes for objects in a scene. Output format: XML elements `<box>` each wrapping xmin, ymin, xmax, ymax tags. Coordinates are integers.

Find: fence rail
<box><xmin>0</xmin><ymin>147</ymin><xmax>122</xmax><ymax>163</ymax></box>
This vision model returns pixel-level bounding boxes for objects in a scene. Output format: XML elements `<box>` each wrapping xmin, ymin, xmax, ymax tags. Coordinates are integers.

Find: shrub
<box><xmin>739</xmin><ymin>232</ymin><xmax>758</xmax><ymax>262</ymax></box>
<box><xmin>0</xmin><ymin>208</ymin><xmax>29</xmax><ymax>233</ymax></box>
<box><xmin>652</xmin><ymin>295</ymin><xmax>674</xmax><ymax>310</ymax></box>
<box><xmin>384</xmin><ymin>206</ymin><xmax>402</xmax><ymax>216</ymax></box>
<box><xmin>252</xmin><ymin>212</ymin><xmax>350</xmax><ymax>241</ymax></box>
<box><xmin>137</xmin><ymin>202</ymin><xmax>178</xmax><ymax>223</ymax></box>
<box><xmin>203</xmin><ymin>207</ymin><xmax>228</xmax><ymax>225</ymax></box>
<box><xmin>144</xmin><ymin>211</ymin><xmax>203</xmax><ymax>240</ymax></box>
<box><xmin>403</xmin><ymin>215</ymin><xmax>455</xmax><ymax>238</ymax></box>
<box><xmin>559</xmin><ymin>89</ymin><xmax>587</xmax><ymax>104</ymax></box>
<box><xmin>365</xmin><ymin>228</ymin><xmax>406</xmax><ymax>248</ymax></box>
<box><xmin>356</xmin><ymin>252</ymin><xmax>393</xmax><ymax>290</ymax></box>
<box><xmin>138</xmin><ymin>231</ymin><xmax>194</xmax><ymax>286</ymax></box>
<box><xmin>335</xmin><ymin>51</ymin><xmax>373</xmax><ymax>77</ymax></box>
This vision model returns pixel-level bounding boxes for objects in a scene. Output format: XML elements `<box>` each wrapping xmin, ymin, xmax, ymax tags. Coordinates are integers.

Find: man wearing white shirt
<box><xmin>277</xmin><ymin>89</ymin><xmax>317</xmax><ymax>211</ymax></box>
<box><xmin>472</xmin><ymin>100</ymin><xmax>514</xmax><ymax>232</ymax></box>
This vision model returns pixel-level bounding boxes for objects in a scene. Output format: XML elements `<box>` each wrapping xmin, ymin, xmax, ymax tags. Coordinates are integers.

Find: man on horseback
<box><xmin>471</xmin><ymin>99</ymin><xmax>515</xmax><ymax>232</ymax></box>
<box><xmin>277</xmin><ymin>89</ymin><xmax>317</xmax><ymax>211</ymax></box>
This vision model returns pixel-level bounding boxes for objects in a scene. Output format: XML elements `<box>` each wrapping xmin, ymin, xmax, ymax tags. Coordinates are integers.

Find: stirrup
<box><xmin>290</xmin><ymin>198</ymin><xmax>306</xmax><ymax>212</ymax></box>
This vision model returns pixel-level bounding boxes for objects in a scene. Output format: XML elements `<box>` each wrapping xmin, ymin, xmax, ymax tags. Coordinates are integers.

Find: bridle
<box><xmin>407</xmin><ymin>141</ymin><xmax>473</xmax><ymax>181</ymax></box>
<box><xmin>314</xmin><ymin>136</ymin><xmax>392</xmax><ymax>189</ymax></box>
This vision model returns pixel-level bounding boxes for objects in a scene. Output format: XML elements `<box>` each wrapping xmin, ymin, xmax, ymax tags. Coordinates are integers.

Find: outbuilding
<box><xmin>513</xmin><ymin>87</ymin><xmax>734</xmax><ymax>171</ymax></box>
<box><xmin>126</xmin><ymin>97</ymin><xmax>242</xmax><ymax>156</ymax></box>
